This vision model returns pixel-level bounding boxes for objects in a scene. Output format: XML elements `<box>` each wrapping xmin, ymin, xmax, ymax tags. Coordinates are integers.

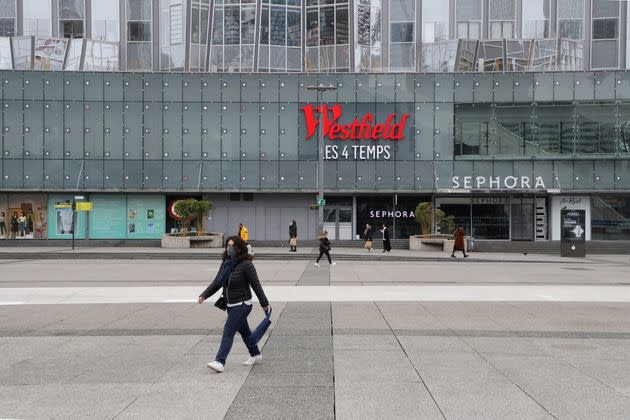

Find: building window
<box><xmin>422</xmin><ymin>1</ymin><xmax>448</xmax><ymax>43</ymax></box>
<box><xmin>258</xmin><ymin>0</ymin><xmax>302</xmax><ymax>72</ymax></box>
<box><xmin>389</xmin><ymin>0</ymin><xmax>415</xmax><ymax>71</ymax></box>
<box><xmin>591</xmin><ymin>0</ymin><xmax>619</xmax><ymax>69</ymax></box>
<box><xmin>0</xmin><ymin>0</ymin><xmax>15</xmax><ymax>37</ymax></box>
<box><xmin>456</xmin><ymin>0</ymin><xmax>482</xmax><ymax>39</ymax></box>
<box><xmin>189</xmin><ymin>0</ymin><xmax>210</xmax><ymax>71</ymax></box>
<box><xmin>23</xmin><ymin>0</ymin><xmax>52</xmax><ymax>37</ymax></box>
<box><xmin>58</xmin><ymin>0</ymin><xmax>84</xmax><ymax>38</ymax></box>
<box><xmin>209</xmin><ymin>1</ymin><xmax>257</xmax><ymax>72</ymax></box>
<box><xmin>355</xmin><ymin>0</ymin><xmax>382</xmax><ymax>72</ymax></box>
<box><xmin>304</xmin><ymin>0</ymin><xmax>349</xmax><ymax>72</ymax></box>
<box><xmin>558</xmin><ymin>0</ymin><xmax>584</xmax><ymax>40</ymax></box>
<box><xmin>522</xmin><ymin>0</ymin><xmax>550</xmax><ymax>39</ymax></box>
<box><xmin>127</xmin><ymin>0</ymin><xmax>152</xmax><ymax>70</ymax></box>
<box><xmin>160</xmin><ymin>0</ymin><xmax>186</xmax><ymax>71</ymax></box>
<box><xmin>592</xmin><ymin>197</ymin><xmax>630</xmax><ymax>240</ymax></box>
<box><xmin>489</xmin><ymin>0</ymin><xmax>515</xmax><ymax>39</ymax></box>
<box><xmin>92</xmin><ymin>0</ymin><xmax>119</xmax><ymax>41</ymax></box>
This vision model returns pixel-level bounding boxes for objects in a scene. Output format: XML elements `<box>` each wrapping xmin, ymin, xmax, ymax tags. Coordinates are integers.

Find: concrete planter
<box><xmin>409</xmin><ymin>235</ymin><xmax>467</xmax><ymax>253</ymax></box>
<box><xmin>161</xmin><ymin>233</ymin><xmax>224</xmax><ymax>248</ymax></box>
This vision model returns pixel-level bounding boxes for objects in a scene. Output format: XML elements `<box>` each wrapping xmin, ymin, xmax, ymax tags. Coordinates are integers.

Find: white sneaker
<box><xmin>243</xmin><ymin>355</ymin><xmax>262</xmax><ymax>366</ymax></box>
<box><xmin>331</xmin><ymin>262</ymin><xmax>337</xmax><ymax>266</ymax></box>
<box><xmin>314</xmin><ymin>262</ymin><xmax>320</xmax><ymax>267</ymax></box>
<box><xmin>206</xmin><ymin>361</ymin><xmax>224</xmax><ymax>372</ymax></box>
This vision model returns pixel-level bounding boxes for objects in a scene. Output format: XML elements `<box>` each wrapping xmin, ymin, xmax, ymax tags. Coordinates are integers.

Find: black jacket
<box><xmin>382</xmin><ymin>227</ymin><xmax>390</xmax><ymax>241</ymax></box>
<box><xmin>289</xmin><ymin>223</ymin><xmax>297</xmax><ymax>238</ymax></box>
<box><xmin>364</xmin><ymin>227</ymin><xmax>373</xmax><ymax>241</ymax></box>
<box><xmin>201</xmin><ymin>259</ymin><xmax>269</xmax><ymax>307</ymax></box>
<box><xmin>318</xmin><ymin>236</ymin><xmax>331</xmax><ymax>252</ymax></box>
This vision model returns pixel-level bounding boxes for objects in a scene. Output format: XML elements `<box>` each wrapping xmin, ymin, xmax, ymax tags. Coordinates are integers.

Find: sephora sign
<box><xmin>301</xmin><ymin>104</ymin><xmax>411</xmax><ymax>160</ymax></box>
<box><xmin>452</xmin><ymin>175</ymin><xmax>546</xmax><ymax>190</ymax></box>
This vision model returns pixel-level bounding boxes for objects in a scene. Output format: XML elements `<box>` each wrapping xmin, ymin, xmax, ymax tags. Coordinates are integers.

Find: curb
<box><xmin>0</xmin><ymin>252</ymin><xmax>592</xmax><ymax>264</ymax></box>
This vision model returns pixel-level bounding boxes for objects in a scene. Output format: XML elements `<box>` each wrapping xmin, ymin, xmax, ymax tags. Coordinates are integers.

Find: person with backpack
<box><xmin>198</xmin><ymin>236</ymin><xmax>270</xmax><ymax>373</ymax></box>
<box><xmin>314</xmin><ymin>230</ymin><xmax>336</xmax><ymax>267</ymax></box>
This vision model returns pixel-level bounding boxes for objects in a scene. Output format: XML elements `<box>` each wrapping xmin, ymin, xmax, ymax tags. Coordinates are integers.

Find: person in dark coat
<box><xmin>363</xmin><ymin>223</ymin><xmax>373</xmax><ymax>252</ymax></box>
<box><xmin>289</xmin><ymin>220</ymin><xmax>298</xmax><ymax>252</ymax></box>
<box><xmin>315</xmin><ymin>230</ymin><xmax>335</xmax><ymax>267</ymax></box>
<box><xmin>198</xmin><ymin>236</ymin><xmax>270</xmax><ymax>373</ymax></box>
<box><xmin>451</xmin><ymin>225</ymin><xmax>468</xmax><ymax>258</ymax></box>
<box><xmin>381</xmin><ymin>223</ymin><xmax>391</xmax><ymax>253</ymax></box>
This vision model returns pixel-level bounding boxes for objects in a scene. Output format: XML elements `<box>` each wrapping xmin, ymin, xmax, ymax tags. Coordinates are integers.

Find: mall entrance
<box><xmin>435</xmin><ymin>195</ymin><xmax>547</xmax><ymax>241</ymax></box>
<box><xmin>323</xmin><ymin>196</ymin><xmax>353</xmax><ymax>240</ymax></box>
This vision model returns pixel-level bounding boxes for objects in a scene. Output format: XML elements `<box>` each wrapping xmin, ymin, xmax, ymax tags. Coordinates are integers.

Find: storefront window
<box><xmin>356</xmin><ymin>195</ymin><xmax>393</xmax><ymax>238</ymax></box>
<box><xmin>591</xmin><ymin>196</ymin><xmax>630</xmax><ymax>239</ymax></box>
<box><xmin>472</xmin><ymin>198</ymin><xmax>510</xmax><ymax>239</ymax></box>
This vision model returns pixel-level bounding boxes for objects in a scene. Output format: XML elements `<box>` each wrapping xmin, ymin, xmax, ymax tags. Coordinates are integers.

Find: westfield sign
<box><xmin>301</xmin><ymin>104</ymin><xmax>411</xmax><ymax>141</ymax></box>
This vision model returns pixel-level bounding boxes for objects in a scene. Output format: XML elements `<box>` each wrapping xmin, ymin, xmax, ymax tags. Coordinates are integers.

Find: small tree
<box><xmin>415</xmin><ymin>202</ymin><xmax>457</xmax><ymax>237</ymax></box>
<box><xmin>173</xmin><ymin>199</ymin><xmax>213</xmax><ymax>234</ymax></box>
<box><xmin>415</xmin><ymin>202</ymin><xmax>433</xmax><ymax>237</ymax></box>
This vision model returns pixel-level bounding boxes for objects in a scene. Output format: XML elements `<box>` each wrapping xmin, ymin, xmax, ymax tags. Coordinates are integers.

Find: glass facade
<box><xmin>0</xmin><ymin>0</ymin><xmax>622</xmax><ymax>72</ymax></box>
<box><xmin>0</xmin><ymin>70</ymin><xmax>628</xmax><ymax>194</ymax></box>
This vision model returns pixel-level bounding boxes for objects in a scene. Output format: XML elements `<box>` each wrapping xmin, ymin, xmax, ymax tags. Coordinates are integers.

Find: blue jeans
<box><xmin>216</xmin><ymin>303</ymin><xmax>260</xmax><ymax>365</ymax></box>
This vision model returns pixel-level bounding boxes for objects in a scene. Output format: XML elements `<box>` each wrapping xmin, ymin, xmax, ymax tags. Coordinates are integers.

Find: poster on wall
<box><xmin>0</xmin><ymin>193</ymin><xmax>48</xmax><ymax>239</ymax></box>
<box><xmin>47</xmin><ymin>195</ymin><xmax>86</xmax><ymax>239</ymax></box>
<box><xmin>126</xmin><ymin>195</ymin><xmax>165</xmax><ymax>239</ymax></box>
<box><xmin>88</xmin><ymin>195</ymin><xmax>127</xmax><ymax>239</ymax></box>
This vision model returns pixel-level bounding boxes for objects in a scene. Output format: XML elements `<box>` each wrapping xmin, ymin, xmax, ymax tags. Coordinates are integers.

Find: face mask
<box><xmin>227</xmin><ymin>245</ymin><xmax>238</xmax><ymax>258</ymax></box>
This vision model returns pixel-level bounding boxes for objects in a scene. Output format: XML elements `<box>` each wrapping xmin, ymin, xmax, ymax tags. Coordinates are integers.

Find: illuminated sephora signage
<box><xmin>452</xmin><ymin>175</ymin><xmax>546</xmax><ymax>190</ymax></box>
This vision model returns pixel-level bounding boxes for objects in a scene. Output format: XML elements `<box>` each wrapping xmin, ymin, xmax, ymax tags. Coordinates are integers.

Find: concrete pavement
<box><xmin>2</xmin><ymin>257</ymin><xmax>630</xmax><ymax>418</ymax></box>
<box><xmin>3</xmin><ymin>301</ymin><xmax>630</xmax><ymax>419</ymax></box>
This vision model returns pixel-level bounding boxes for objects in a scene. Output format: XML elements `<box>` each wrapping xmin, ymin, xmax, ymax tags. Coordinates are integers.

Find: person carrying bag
<box><xmin>198</xmin><ymin>236</ymin><xmax>271</xmax><ymax>373</ymax></box>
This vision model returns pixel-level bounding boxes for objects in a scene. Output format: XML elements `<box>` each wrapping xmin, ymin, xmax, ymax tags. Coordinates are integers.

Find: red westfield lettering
<box><xmin>301</xmin><ymin>103</ymin><xmax>410</xmax><ymax>141</ymax></box>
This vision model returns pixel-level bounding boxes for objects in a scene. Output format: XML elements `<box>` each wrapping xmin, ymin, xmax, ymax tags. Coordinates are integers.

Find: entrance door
<box><xmin>511</xmin><ymin>198</ymin><xmax>535</xmax><ymax>241</ymax></box>
<box><xmin>323</xmin><ymin>206</ymin><xmax>353</xmax><ymax>240</ymax></box>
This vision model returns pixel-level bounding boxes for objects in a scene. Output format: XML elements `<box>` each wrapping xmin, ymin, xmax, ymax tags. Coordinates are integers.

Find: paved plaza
<box><xmin>1</xmin><ymin>256</ymin><xmax>630</xmax><ymax>419</ymax></box>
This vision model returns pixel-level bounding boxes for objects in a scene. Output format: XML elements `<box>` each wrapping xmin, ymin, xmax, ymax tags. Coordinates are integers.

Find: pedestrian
<box><xmin>238</xmin><ymin>223</ymin><xmax>249</xmax><ymax>242</ymax></box>
<box><xmin>26</xmin><ymin>209</ymin><xmax>34</xmax><ymax>236</ymax></box>
<box><xmin>17</xmin><ymin>212</ymin><xmax>26</xmax><ymax>238</ymax></box>
<box><xmin>314</xmin><ymin>230</ymin><xmax>336</xmax><ymax>267</ymax></box>
<box><xmin>10</xmin><ymin>212</ymin><xmax>18</xmax><ymax>239</ymax></box>
<box><xmin>198</xmin><ymin>236</ymin><xmax>270</xmax><ymax>373</ymax></box>
<box><xmin>381</xmin><ymin>223</ymin><xmax>391</xmax><ymax>253</ymax></box>
<box><xmin>363</xmin><ymin>223</ymin><xmax>373</xmax><ymax>252</ymax></box>
<box><xmin>0</xmin><ymin>211</ymin><xmax>6</xmax><ymax>238</ymax></box>
<box><xmin>451</xmin><ymin>225</ymin><xmax>469</xmax><ymax>258</ymax></box>
<box><xmin>289</xmin><ymin>220</ymin><xmax>298</xmax><ymax>252</ymax></box>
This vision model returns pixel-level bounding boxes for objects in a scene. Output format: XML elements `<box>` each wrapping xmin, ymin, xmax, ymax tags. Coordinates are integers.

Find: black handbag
<box><xmin>214</xmin><ymin>296</ymin><xmax>228</xmax><ymax>311</ymax></box>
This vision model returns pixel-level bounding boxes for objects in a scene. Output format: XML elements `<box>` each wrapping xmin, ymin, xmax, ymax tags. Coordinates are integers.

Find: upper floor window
<box><xmin>456</xmin><ymin>0</ymin><xmax>482</xmax><ymax>39</ymax></box>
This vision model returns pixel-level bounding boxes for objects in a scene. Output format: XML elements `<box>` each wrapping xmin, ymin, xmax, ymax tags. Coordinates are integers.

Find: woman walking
<box><xmin>314</xmin><ymin>230</ymin><xmax>335</xmax><ymax>267</ymax></box>
<box><xmin>363</xmin><ymin>223</ymin><xmax>373</xmax><ymax>252</ymax></box>
<box><xmin>289</xmin><ymin>220</ymin><xmax>298</xmax><ymax>252</ymax></box>
<box><xmin>10</xmin><ymin>212</ymin><xmax>18</xmax><ymax>239</ymax></box>
<box><xmin>451</xmin><ymin>225</ymin><xmax>469</xmax><ymax>258</ymax></box>
<box><xmin>198</xmin><ymin>236</ymin><xmax>270</xmax><ymax>373</ymax></box>
<box><xmin>0</xmin><ymin>211</ymin><xmax>6</xmax><ymax>238</ymax></box>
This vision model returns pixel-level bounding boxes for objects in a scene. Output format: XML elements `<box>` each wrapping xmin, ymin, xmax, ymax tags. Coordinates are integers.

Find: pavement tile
<box><xmin>224</xmin><ymin>385</ymin><xmax>334</xmax><ymax>420</ymax></box>
<box><xmin>335</xmin><ymin>382</ymin><xmax>444</xmax><ymax>420</ymax></box>
<box><xmin>334</xmin><ymin>350</ymin><xmax>420</xmax><ymax>384</ymax></box>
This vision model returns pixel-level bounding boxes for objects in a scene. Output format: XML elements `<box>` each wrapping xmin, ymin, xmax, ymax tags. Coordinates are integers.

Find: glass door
<box><xmin>323</xmin><ymin>206</ymin><xmax>353</xmax><ymax>240</ymax></box>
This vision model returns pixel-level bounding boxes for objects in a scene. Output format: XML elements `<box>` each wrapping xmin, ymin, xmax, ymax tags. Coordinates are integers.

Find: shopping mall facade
<box><xmin>1</xmin><ymin>0</ymin><xmax>630</xmax><ymax>243</ymax></box>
